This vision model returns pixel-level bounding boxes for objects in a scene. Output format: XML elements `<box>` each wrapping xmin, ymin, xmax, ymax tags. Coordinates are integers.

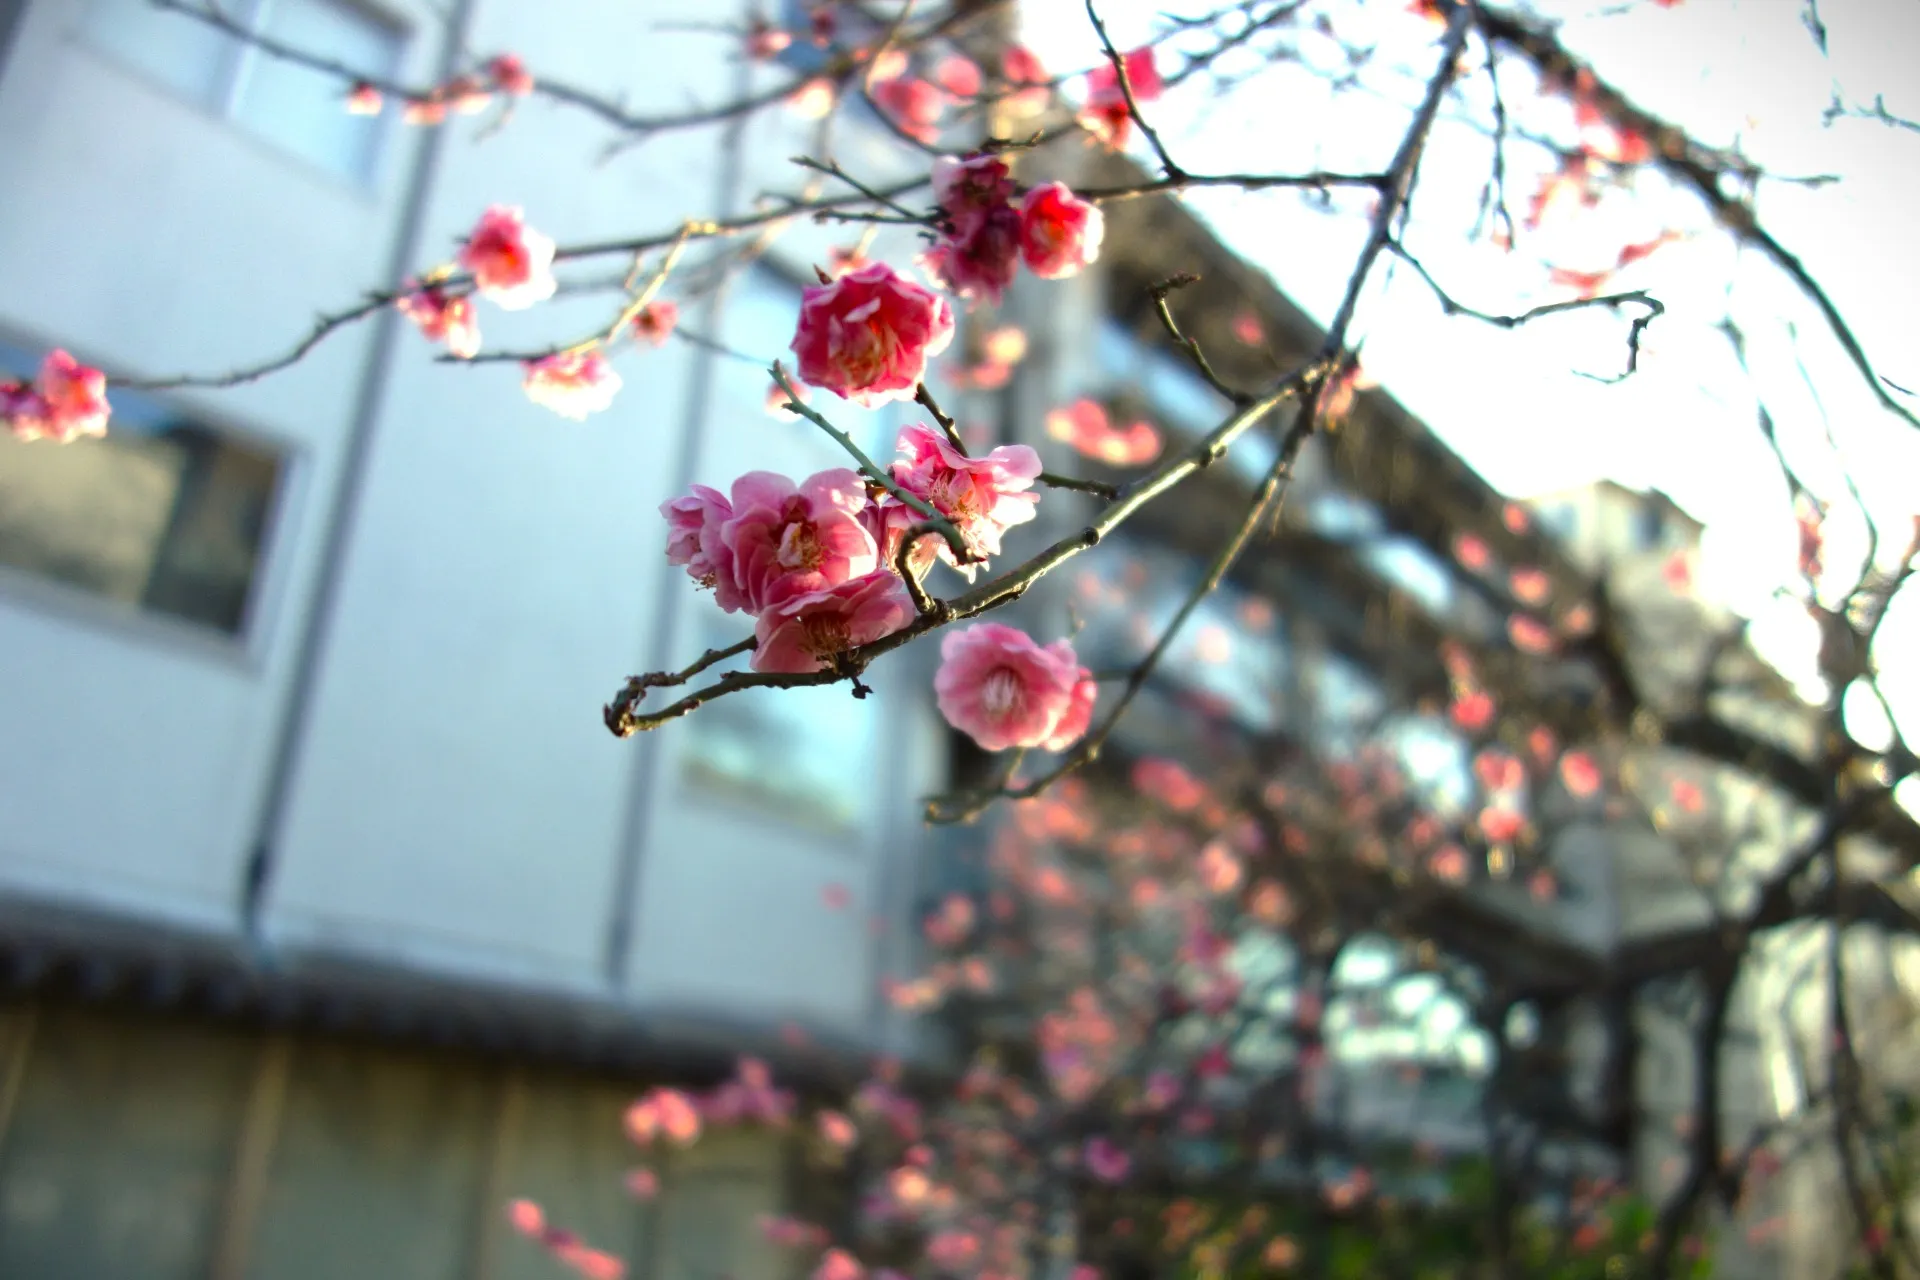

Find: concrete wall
<box><xmin>0</xmin><ymin>0</ymin><xmax>950</xmax><ymax>1053</ymax></box>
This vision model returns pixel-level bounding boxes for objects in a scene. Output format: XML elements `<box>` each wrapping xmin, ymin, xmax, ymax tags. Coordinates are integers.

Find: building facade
<box><xmin>0</xmin><ymin>2</ymin><xmax>956</xmax><ymax>1276</ymax></box>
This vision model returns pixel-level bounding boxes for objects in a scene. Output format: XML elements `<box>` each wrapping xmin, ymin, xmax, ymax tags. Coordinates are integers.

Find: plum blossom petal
<box><xmin>874</xmin><ymin>424</ymin><xmax>1040</xmax><ymax>580</ymax></box>
<box><xmin>752</xmin><ymin>572</ymin><xmax>915</xmax><ymax>674</ymax></box>
<box><xmin>1019</xmin><ymin>183</ymin><xmax>1104</xmax><ymax>279</ymax></box>
<box><xmin>791</xmin><ymin>263</ymin><xmax>954</xmax><ymax>407</ymax></box>
<box><xmin>934</xmin><ymin>624</ymin><xmax>1082</xmax><ymax>751</ymax></box>
<box><xmin>721</xmin><ymin>468</ymin><xmax>877</xmax><ymax>614</ymax></box>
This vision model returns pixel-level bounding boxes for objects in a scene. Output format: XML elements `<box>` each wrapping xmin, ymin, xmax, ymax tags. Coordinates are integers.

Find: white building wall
<box><xmin>0</xmin><ymin>0</ymin><xmax>952</xmax><ymax>1051</ymax></box>
<box><xmin>0</xmin><ymin>0</ymin><xmax>447</xmax><ymax>932</ymax></box>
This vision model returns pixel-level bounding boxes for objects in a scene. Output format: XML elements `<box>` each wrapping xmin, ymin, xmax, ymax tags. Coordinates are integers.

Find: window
<box><xmin>676</xmin><ymin>597</ymin><xmax>882</xmax><ymax>836</ymax></box>
<box><xmin>1634</xmin><ymin>497</ymin><xmax>1667</xmax><ymax>552</ymax></box>
<box><xmin>0</xmin><ymin>340</ymin><xmax>287</xmax><ymax>636</ymax></box>
<box><xmin>83</xmin><ymin>0</ymin><xmax>405</xmax><ymax>183</ymax></box>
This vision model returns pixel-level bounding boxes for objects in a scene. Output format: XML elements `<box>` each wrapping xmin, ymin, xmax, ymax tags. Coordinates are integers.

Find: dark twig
<box><xmin>1038</xmin><ymin>472</ymin><xmax>1121</xmax><ymax>501</ymax></box>
<box><xmin>1391</xmin><ymin>242</ymin><xmax>1664</xmax><ymax>380</ymax></box>
<box><xmin>915</xmin><ymin>382</ymin><xmax>967</xmax><ymax>454</ymax></box>
<box><xmin>1148</xmin><ymin>274</ymin><xmax>1250</xmax><ymax>405</ymax></box>
<box><xmin>771</xmin><ymin>364</ymin><xmax>971</xmax><ymax>566</ymax></box>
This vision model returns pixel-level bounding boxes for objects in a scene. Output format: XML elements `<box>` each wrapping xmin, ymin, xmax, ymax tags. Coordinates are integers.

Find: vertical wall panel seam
<box><xmin>240</xmin><ymin>0</ymin><xmax>480</xmax><ymax>944</ymax></box>
<box><xmin>601</xmin><ymin>53</ymin><xmax>757</xmax><ymax>988</ymax></box>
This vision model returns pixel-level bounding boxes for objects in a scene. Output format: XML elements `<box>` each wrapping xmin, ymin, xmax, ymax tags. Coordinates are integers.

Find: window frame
<box><xmin>0</xmin><ymin>327</ymin><xmax>306</xmax><ymax>669</ymax></box>
<box><xmin>74</xmin><ymin>0</ymin><xmax>411</xmax><ymax>190</ymax></box>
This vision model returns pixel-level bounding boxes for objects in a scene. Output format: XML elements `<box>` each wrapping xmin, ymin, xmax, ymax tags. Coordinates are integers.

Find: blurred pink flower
<box><xmin>1020</xmin><ymin>183</ymin><xmax>1104</xmax><ymax>278</ymax></box>
<box><xmin>523</xmin><ymin>350</ymin><xmax>620</xmax><ymax>420</ymax></box>
<box><xmin>631</xmin><ymin>299</ymin><xmax>679</xmax><ymax>347</ymax></box>
<box><xmin>1084</xmin><ymin>1136</ymin><xmax>1131</xmax><ymax>1183</ymax></box>
<box><xmin>396</xmin><ymin>284</ymin><xmax>481</xmax><ymax>359</ymax></box>
<box><xmin>460</xmin><ymin>205</ymin><xmax>557</xmax><ymax>310</ymax></box>
<box><xmin>5</xmin><ymin>350</ymin><xmax>110</xmax><ymax>443</ymax></box>
<box><xmin>488</xmin><ymin>53</ymin><xmax>534</xmax><ymax>96</ymax></box>
<box><xmin>1080</xmin><ymin>46</ymin><xmax>1162</xmax><ymax>148</ymax></box>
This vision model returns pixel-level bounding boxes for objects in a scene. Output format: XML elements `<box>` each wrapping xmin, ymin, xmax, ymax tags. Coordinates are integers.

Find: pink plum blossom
<box><xmin>523</xmin><ymin>350</ymin><xmax>621</xmax><ymax>419</ymax></box>
<box><xmin>1561</xmin><ymin>749</ymin><xmax>1602</xmax><ymax>797</ymax></box>
<box><xmin>932</xmin><ymin>154</ymin><xmax>1016</xmax><ymax>235</ymax></box>
<box><xmin>924</xmin><ymin>205</ymin><xmax>1021</xmax><ymax>304</ymax></box>
<box><xmin>5</xmin><ymin>350</ymin><xmax>110</xmax><ymax>443</ymax></box>
<box><xmin>1042</xmin><ymin>668</ymin><xmax>1098</xmax><ymax>752</ymax></box>
<box><xmin>507</xmin><ymin>1199</ymin><xmax>545</xmax><ymax>1235</ymax></box>
<box><xmin>661</xmin><ymin>484</ymin><xmax>736</xmax><ymax>603</ymax></box>
<box><xmin>752</xmin><ymin>571</ymin><xmax>914</xmax><ymax>674</ymax></box>
<box><xmin>488</xmin><ymin>53</ymin><xmax>534</xmax><ymax>97</ymax></box>
<box><xmin>1019</xmin><ymin>183</ymin><xmax>1104</xmax><ymax>278</ymax></box>
<box><xmin>403</xmin><ymin>96</ymin><xmax>448</xmax><ymax>126</ymax></box>
<box><xmin>1000</xmin><ymin>45</ymin><xmax>1051</xmax><ymax>115</ymax></box>
<box><xmin>396</xmin><ymin>284</ymin><xmax>481</xmax><ymax>359</ymax></box>
<box><xmin>935</xmin><ymin>55</ymin><xmax>983</xmax><ymax>99</ymax></box>
<box><xmin>631</xmin><ymin>299</ymin><xmax>679</xmax><ymax>347</ymax></box>
<box><xmin>459</xmin><ymin>205</ymin><xmax>557</xmax><ymax>310</ymax></box>
<box><xmin>934</xmin><ymin>624</ymin><xmax>1083</xmax><ymax>752</ymax></box>
<box><xmin>1081</xmin><ymin>47</ymin><xmax>1163</xmax><ymax>148</ymax></box>
<box><xmin>0</xmin><ymin>381</ymin><xmax>48</xmax><ymax>440</ymax></box>
<box><xmin>345</xmin><ymin>82</ymin><xmax>383</xmax><ymax>115</ymax></box>
<box><xmin>818</xmin><ymin>1110</ymin><xmax>858</xmax><ymax>1149</ymax></box>
<box><xmin>877</xmin><ymin>423</ymin><xmax>1040</xmax><ymax>578</ymax></box>
<box><xmin>441</xmin><ymin>74</ymin><xmax>492</xmax><ymax>115</ymax></box>
<box><xmin>721</xmin><ymin>469</ymin><xmax>878</xmax><ymax>614</ymax></box>
<box><xmin>872</xmin><ymin>76</ymin><xmax>945</xmax><ymax>143</ymax></box>
<box><xmin>791</xmin><ymin>263</ymin><xmax>954</xmax><ymax>407</ymax></box>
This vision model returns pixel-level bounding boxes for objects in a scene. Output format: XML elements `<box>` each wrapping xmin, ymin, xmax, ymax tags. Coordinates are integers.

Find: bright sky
<box><xmin>1017</xmin><ymin>0</ymin><xmax>1920</xmax><ymax>749</ymax></box>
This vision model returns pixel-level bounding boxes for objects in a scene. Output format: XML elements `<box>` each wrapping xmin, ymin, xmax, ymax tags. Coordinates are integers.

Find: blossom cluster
<box><xmin>395</xmin><ymin>204</ymin><xmax>558</xmax><ymax>362</ymax></box>
<box><xmin>345</xmin><ymin>52</ymin><xmax>533</xmax><ymax>124</ymax></box>
<box><xmin>923</xmin><ymin>154</ymin><xmax>1104</xmax><ymax>305</ymax></box>
<box><xmin>1077</xmin><ymin>46</ymin><xmax>1164</xmax><ymax>149</ymax></box>
<box><xmin>1</xmin><ymin>349</ymin><xmax>111</xmax><ymax>444</ymax></box>
<box><xmin>660</xmin><ymin>419</ymin><xmax>1053</xmax><ymax>678</ymax></box>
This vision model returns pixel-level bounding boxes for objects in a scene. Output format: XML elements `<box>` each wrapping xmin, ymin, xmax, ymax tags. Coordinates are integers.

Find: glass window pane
<box><xmin>232</xmin><ymin>0</ymin><xmax>404</xmax><ymax>182</ymax></box>
<box><xmin>678</xmin><ymin>596</ymin><xmax>882</xmax><ymax>835</ymax></box>
<box><xmin>0</xmin><ymin>1007</ymin><xmax>255</xmax><ymax>1280</ymax></box>
<box><xmin>82</xmin><ymin>0</ymin><xmax>241</xmax><ymax>110</ymax></box>
<box><xmin>0</xmin><ymin>344</ymin><xmax>285</xmax><ymax>635</ymax></box>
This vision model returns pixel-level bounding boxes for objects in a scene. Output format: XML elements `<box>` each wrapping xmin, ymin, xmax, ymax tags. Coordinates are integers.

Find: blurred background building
<box><xmin>1</xmin><ymin>2</ymin><xmax>1915</xmax><ymax>1279</ymax></box>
